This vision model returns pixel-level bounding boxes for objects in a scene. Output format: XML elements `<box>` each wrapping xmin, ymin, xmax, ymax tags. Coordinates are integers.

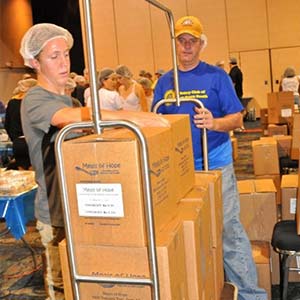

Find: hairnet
<box><xmin>155</xmin><ymin>69</ymin><xmax>165</xmax><ymax>75</ymax></box>
<box><xmin>139</xmin><ymin>70</ymin><xmax>147</xmax><ymax>77</ymax></box>
<box><xmin>215</xmin><ymin>60</ymin><xmax>224</xmax><ymax>67</ymax></box>
<box><xmin>115</xmin><ymin>65</ymin><xmax>133</xmax><ymax>79</ymax></box>
<box><xmin>229</xmin><ymin>57</ymin><xmax>237</xmax><ymax>65</ymax></box>
<box><xmin>65</xmin><ymin>78</ymin><xmax>77</xmax><ymax>90</ymax></box>
<box><xmin>283</xmin><ymin>67</ymin><xmax>296</xmax><ymax>78</ymax></box>
<box><xmin>138</xmin><ymin>77</ymin><xmax>152</xmax><ymax>89</ymax></box>
<box><xmin>74</xmin><ymin>75</ymin><xmax>86</xmax><ymax>85</ymax></box>
<box><xmin>99</xmin><ymin>68</ymin><xmax>115</xmax><ymax>82</ymax></box>
<box><xmin>20</xmin><ymin>23</ymin><xmax>74</xmax><ymax>68</ymax></box>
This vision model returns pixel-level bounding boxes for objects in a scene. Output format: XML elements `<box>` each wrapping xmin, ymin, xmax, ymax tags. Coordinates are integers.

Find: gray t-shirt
<box><xmin>21</xmin><ymin>86</ymin><xmax>73</xmax><ymax>226</ymax></box>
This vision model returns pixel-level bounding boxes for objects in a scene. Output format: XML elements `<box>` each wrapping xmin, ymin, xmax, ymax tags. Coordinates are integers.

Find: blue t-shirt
<box><xmin>152</xmin><ymin>61</ymin><xmax>243</xmax><ymax>170</ymax></box>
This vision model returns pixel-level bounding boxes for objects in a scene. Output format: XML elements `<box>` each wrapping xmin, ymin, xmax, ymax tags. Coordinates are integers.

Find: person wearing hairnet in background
<box><xmin>5</xmin><ymin>78</ymin><xmax>37</xmax><ymax>170</ymax></box>
<box><xmin>86</xmin><ymin>68</ymin><xmax>122</xmax><ymax>110</ymax></box>
<box><xmin>115</xmin><ymin>65</ymin><xmax>148</xmax><ymax>111</ymax></box>
<box><xmin>152</xmin><ymin>16</ymin><xmax>267</xmax><ymax>300</ymax></box>
<box><xmin>19</xmin><ymin>23</ymin><xmax>168</xmax><ymax>300</ymax></box>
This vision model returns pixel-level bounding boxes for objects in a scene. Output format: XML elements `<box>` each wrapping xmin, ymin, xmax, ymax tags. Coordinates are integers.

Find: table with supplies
<box><xmin>0</xmin><ymin>170</ymin><xmax>36</xmax><ymax>239</ymax></box>
<box><xmin>0</xmin><ymin>186</ymin><xmax>36</xmax><ymax>239</ymax></box>
<box><xmin>0</xmin><ymin>170</ymin><xmax>37</xmax><ymax>267</ymax></box>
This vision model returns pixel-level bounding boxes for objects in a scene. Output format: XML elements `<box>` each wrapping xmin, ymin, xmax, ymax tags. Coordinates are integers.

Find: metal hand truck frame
<box><xmin>55</xmin><ymin>0</ymin><xmax>208</xmax><ymax>299</ymax></box>
<box><xmin>55</xmin><ymin>0</ymin><xmax>160</xmax><ymax>299</ymax></box>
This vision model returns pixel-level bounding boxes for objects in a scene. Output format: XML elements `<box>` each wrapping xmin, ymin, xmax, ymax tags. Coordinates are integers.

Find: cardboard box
<box><xmin>297</xmin><ymin>168</ymin><xmax>300</xmax><ymax>235</ymax></box>
<box><xmin>231</xmin><ymin>137</ymin><xmax>238</xmax><ymax>161</ymax></box>
<box><xmin>252</xmin><ymin>139</ymin><xmax>280</xmax><ymax>175</ymax></box>
<box><xmin>177</xmin><ymin>203</ymin><xmax>203</xmax><ymax>300</ymax></box>
<box><xmin>267</xmin><ymin>91</ymin><xmax>294</xmax><ymax>124</ymax></box>
<box><xmin>180</xmin><ymin>172</ymin><xmax>224</xmax><ymax>299</ymax></box>
<box><xmin>260</xmin><ymin>123</ymin><xmax>268</xmax><ymax>137</ymax></box>
<box><xmin>267</xmin><ymin>124</ymin><xmax>288</xmax><ymax>136</ymax></box>
<box><xmin>291</xmin><ymin>113</ymin><xmax>300</xmax><ymax>159</ymax></box>
<box><xmin>59</xmin><ymin>239</ymin><xmax>73</xmax><ymax>300</ymax></box>
<box><xmin>255</xmin><ymin>174</ymin><xmax>281</xmax><ymax>205</ymax></box>
<box><xmin>182</xmin><ymin>171</ymin><xmax>223</xmax><ymax>249</ymax></box>
<box><xmin>237</xmin><ymin>179</ymin><xmax>277</xmax><ymax>241</ymax></box>
<box><xmin>271</xmin><ymin>170</ymin><xmax>300</xmax><ymax>284</ymax></box>
<box><xmin>161</xmin><ymin>114</ymin><xmax>195</xmax><ymax>200</ymax></box>
<box><xmin>251</xmin><ymin>241</ymin><xmax>272</xmax><ymax>300</ymax></box>
<box><xmin>261</xmin><ymin>135</ymin><xmax>292</xmax><ymax>158</ymax></box>
<box><xmin>177</xmin><ymin>200</ymin><xmax>220</xmax><ymax>300</ymax></box>
<box><xmin>274</xmin><ymin>135</ymin><xmax>292</xmax><ymax>158</ymax></box>
<box><xmin>59</xmin><ymin>220</ymin><xmax>188</xmax><ymax>300</ymax></box>
<box><xmin>260</xmin><ymin>108</ymin><xmax>268</xmax><ymax>125</ymax></box>
<box><xmin>176</xmin><ymin>201</ymin><xmax>216</xmax><ymax>300</ymax></box>
<box><xmin>281</xmin><ymin>174</ymin><xmax>298</xmax><ymax>220</ymax></box>
<box><xmin>62</xmin><ymin>127</ymin><xmax>177</xmax><ymax>247</ymax></box>
<box><xmin>260</xmin><ymin>135</ymin><xmax>292</xmax><ymax>158</ymax></box>
<box><xmin>195</xmin><ymin>171</ymin><xmax>223</xmax><ymax>249</ymax></box>
<box><xmin>212</xmin><ymin>244</ymin><xmax>225</xmax><ymax>300</ymax></box>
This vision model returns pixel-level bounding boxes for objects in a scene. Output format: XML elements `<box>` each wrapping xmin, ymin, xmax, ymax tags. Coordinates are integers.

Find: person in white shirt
<box><xmin>280</xmin><ymin>66</ymin><xmax>300</xmax><ymax>105</ymax></box>
<box><xmin>115</xmin><ymin>65</ymin><xmax>148</xmax><ymax>112</ymax></box>
<box><xmin>86</xmin><ymin>68</ymin><xmax>122</xmax><ymax>111</ymax></box>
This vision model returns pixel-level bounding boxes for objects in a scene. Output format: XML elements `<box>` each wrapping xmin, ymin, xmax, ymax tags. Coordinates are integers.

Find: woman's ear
<box><xmin>29</xmin><ymin>58</ymin><xmax>40</xmax><ymax>71</ymax></box>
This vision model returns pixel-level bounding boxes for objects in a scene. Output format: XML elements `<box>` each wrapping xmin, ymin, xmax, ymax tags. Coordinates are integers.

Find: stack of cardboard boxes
<box><xmin>267</xmin><ymin>91</ymin><xmax>294</xmax><ymax>127</ymax></box>
<box><xmin>251</xmin><ymin>138</ymin><xmax>281</xmax><ymax>204</ymax></box>
<box><xmin>237</xmin><ymin>179</ymin><xmax>276</xmax><ymax>298</ymax></box>
<box><xmin>58</xmin><ymin>115</ymin><xmax>225</xmax><ymax>299</ymax></box>
<box><xmin>291</xmin><ymin>113</ymin><xmax>300</xmax><ymax>160</ymax></box>
<box><xmin>279</xmin><ymin>174</ymin><xmax>300</xmax><ymax>283</ymax></box>
<box><xmin>242</xmin><ymin>91</ymin><xmax>300</xmax><ymax>289</ymax></box>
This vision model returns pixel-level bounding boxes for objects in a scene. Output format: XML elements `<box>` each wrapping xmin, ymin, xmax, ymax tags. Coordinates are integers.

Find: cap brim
<box><xmin>175</xmin><ymin>30</ymin><xmax>201</xmax><ymax>38</ymax></box>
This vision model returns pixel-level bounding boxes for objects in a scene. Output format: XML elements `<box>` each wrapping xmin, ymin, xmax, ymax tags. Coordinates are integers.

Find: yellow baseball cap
<box><xmin>175</xmin><ymin>16</ymin><xmax>203</xmax><ymax>38</ymax></box>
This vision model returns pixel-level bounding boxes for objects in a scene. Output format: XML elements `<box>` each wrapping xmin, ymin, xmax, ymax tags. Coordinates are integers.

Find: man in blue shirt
<box><xmin>152</xmin><ymin>15</ymin><xmax>267</xmax><ymax>300</ymax></box>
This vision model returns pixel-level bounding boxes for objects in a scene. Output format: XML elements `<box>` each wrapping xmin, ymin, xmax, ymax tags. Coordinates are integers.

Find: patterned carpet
<box><xmin>0</xmin><ymin>120</ymin><xmax>299</xmax><ymax>299</ymax></box>
<box><xmin>0</xmin><ymin>222</ymin><xmax>46</xmax><ymax>299</ymax></box>
<box><xmin>233</xmin><ymin>128</ymin><xmax>261</xmax><ymax>181</ymax></box>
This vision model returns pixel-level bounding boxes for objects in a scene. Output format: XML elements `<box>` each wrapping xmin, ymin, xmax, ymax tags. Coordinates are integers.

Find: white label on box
<box><xmin>296</xmin><ymin>256</ymin><xmax>300</xmax><ymax>274</ymax></box>
<box><xmin>290</xmin><ymin>198</ymin><xmax>297</xmax><ymax>214</ymax></box>
<box><xmin>76</xmin><ymin>183</ymin><xmax>124</xmax><ymax>218</ymax></box>
<box><xmin>281</xmin><ymin>108</ymin><xmax>292</xmax><ymax>117</ymax></box>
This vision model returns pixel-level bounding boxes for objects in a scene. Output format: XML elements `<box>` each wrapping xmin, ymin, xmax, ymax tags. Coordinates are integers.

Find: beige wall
<box><xmin>0</xmin><ymin>0</ymin><xmax>32</xmax><ymax>104</ymax></box>
<box><xmin>2</xmin><ymin>0</ymin><xmax>300</xmax><ymax>110</ymax></box>
<box><xmin>82</xmin><ymin>0</ymin><xmax>300</xmax><ymax>112</ymax></box>
<box><xmin>83</xmin><ymin>0</ymin><xmax>230</xmax><ymax>76</ymax></box>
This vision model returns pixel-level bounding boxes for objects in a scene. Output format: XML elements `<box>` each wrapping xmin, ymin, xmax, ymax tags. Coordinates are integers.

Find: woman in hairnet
<box><xmin>279</xmin><ymin>66</ymin><xmax>300</xmax><ymax>107</ymax></box>
<box><xmin>19</xmin><ymin>23</ymin><xmax>168</xmax><ymax>300</ymax></box>
<box><xmin>115</xmin><ymin>65</ymin><xmax>148</xmax><ymax>111</ymax></box>
<box><xmin>86</xmin><ymin>68</ymin><xmax>122</xmax><ymax>110</ymax></box>
<box><xmin>5</xmin><ymin>78</ymin><xmax>37</xmax><ymax>170</ymax></box>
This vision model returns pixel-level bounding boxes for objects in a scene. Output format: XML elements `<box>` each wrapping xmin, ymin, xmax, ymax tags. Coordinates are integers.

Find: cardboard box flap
<box><xmin>251</xmin><ymin>241</ymin><xmax>270</xmax><ymax>264</ymax></box>
<box><xmin>238</xmin><ymin>179</ymin><xmax>276</xmax><ymax>194</ymax></box>
<box><xmin>275</xmin><ymin>135</ymin><xmax>292</xmax><ymax>142</ymax></box>
<box><xmin>281</xmin><ymin>174</ymin><xmax>298</xmax><ymax>188</ymax></box>
<box><xmin>162</xmin><ymin>114</ymin><xmax>191</xmax><ymax>123</ymax></box>
<box><xmin>252</xmin><ymin>139</ymin><xmax>277</xmax><ymax>147</ymax></box>
<box><xmin>64</xmin><ymin>132</ymin><xmax>136</xmax><ymax>144</ymax></box>
<box><xmin>255</xmin><ymin>179</ymin><xmax>276</xmax><ymax>193</ymax></box>
<box><xmin>260</xmin><ymin>137</ymin><xmax>276</xmax><ymax>142</ymax></box>
<box><xmin>237</xmin><ymin>180</ymin><xmax>255</xmax><ymax>194</ymax></box>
